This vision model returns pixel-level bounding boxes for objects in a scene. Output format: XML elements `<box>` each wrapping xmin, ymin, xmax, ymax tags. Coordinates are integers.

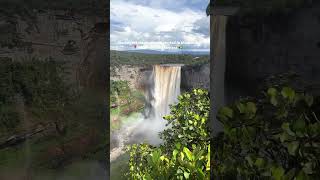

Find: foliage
<box><xmin>110</xmin><ymin>80</ymin><xmax>144</xmax><ymax>131</ymax></box>
<box><xmin>160</xmin><ymin>89</ymin><xmax>210</xmax><ymax>153</ymax></box>
<box><xmin>110</xmin><ymin>80</ymin><xmax>144</xmax><ymax>114</ymax></box>
<box><xmin>213</xmin><ymin>86</ymin><xmax>320</xmax><ymax>179</ymax></box>
<box><xmin>110</xmin><ymin>50</ymin><xmax>209</xmax><ymax>66</ymax></box>
<box><xmin>110</xmin><ymin>80</ymin><xmax>131</xmax><ymax>106</ymax></box>
<box><xmin>127</xmin><ymin>89</ymin><xmax>210</xmax><ymax>180</ymax></box>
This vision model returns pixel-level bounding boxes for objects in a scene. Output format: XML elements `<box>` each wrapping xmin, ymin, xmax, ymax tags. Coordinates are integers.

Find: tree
<box><xmin>127</xmin><ymin>89</ymin><xmax>210</xmax><ymax>180</ymax></box>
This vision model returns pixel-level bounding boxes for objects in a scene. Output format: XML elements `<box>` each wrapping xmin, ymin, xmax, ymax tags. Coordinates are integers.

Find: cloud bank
<box><xmin>110</xmin><ymin>0</ymin><xmax>210</xmax><ymax>51</ymax></box>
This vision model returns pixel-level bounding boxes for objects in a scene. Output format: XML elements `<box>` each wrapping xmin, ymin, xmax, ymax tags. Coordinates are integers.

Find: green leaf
<box><xmin>270</xmin><ymin>96</ymin><xmax>278</xmax><ymax>106</ymax></box>
<box><xmin>175</xmin><ymin>143</ymin><xmax>181</xmax><ymax>150</ymax></box>
<box><xmin>281</xmin><ymin>87</ymin><xmax>295</xmax><ymax>101</ymax></box>
<box><xmin>247</xmin><ymin>102</ymin><xmax>257</xmax><ymax>114</ymax></box>
<box><xmin>183</xmin><ymin>147</ymin><xmax>193</xmax><ymax>161</ymax></box>
<box><xmin>267</xmin><ymin>88</ymin><xmax>277</xmax><ymax>97</ymax></box>
<box><xmin>281</xmin><ymin>123</ymin><xmax>295</xmax><ymax>136</ymax></box>
<box><xmin>218</xmin><ymin>107</ymin><xmax>233</xmax><ymax>120</ymax></box>
<box><xmin>245</xmin><ymin>155</ymin><xmax>254</xmax><ymax>167</ymax></box>
<box><xmin>180</xmin><ymin>152</ymin><xmax>185</xmax><ymax>160</ymax></box>
<box><xmin>160</xmin><ymin>155</ymin><xmax>165</xmax><ymax>161</ymax></box>
<box><xmin>302</xmin><ymin>162</ymin><xmax>313</xmax><ymax>174</ymax></box>
<box><xmin>254</xmin><ymin>158</ymin><xmax>264</xmax><ymax>168</ymax></box>
<box><xmin>206</xmin><ymin>144</ymin><xmax>210</xmax><ymax>171</ymax></box>
<box><xmin>279</xmin><ymin>132</ymin><xmax>295</xmax><ymax>142</ymax></box>
<box><xmin>271</xmin><ymin>166</ymin><xmax>285</xmax><ymax>180</ymax></box>
<box><xmin>292</xmin><ymin>118</ymin><xmax>306</xmax><ymax>133</ymax></box>
<box><xmin>184</xmin><ymin>171</ymin><xmax>190</xmax><ymax>179</ymax></box>
<box><xmin>286</xmin><ymin>141</ymin><xmax>299</xmax><ymax>156</ymax></box>
<box><xmin>236</xmin><ymin>102</ymin><xmax>246</xmax><ymax>113</ymax></box>
<box><xmin>173</xmin><ymin>149</ymin><xmax>178</xmax><ymax>160</ymax></box>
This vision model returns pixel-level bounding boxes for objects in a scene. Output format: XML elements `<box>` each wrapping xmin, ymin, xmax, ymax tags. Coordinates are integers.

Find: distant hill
<box><xmin>124</xmin><ymin>49</ymin><xmax>210</xmax><ymax>55</ymax></box>
<box><xmin>110</xmin><ymin>50</ymin><xmax>209</xmax><ymax>66</ymax></box>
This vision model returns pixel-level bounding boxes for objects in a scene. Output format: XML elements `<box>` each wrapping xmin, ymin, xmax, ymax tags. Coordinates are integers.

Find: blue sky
<box><xmin>110</xmin><ymin>0</ymin><xmax>210</xmax><ymax>51</ymax></box>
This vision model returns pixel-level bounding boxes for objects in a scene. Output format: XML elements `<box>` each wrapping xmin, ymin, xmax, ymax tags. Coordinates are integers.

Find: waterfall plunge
<box><xmin>132</xmin><ymin>64</ymin><xmax>182</xmax><ymax>145</ymax></box>
<box><xmin>151</xmin><ymin>65</ymin><xmax>181</xmax><ymax>123</ymax></box>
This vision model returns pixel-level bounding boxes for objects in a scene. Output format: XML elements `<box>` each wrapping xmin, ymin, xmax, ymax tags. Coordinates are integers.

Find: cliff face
<box><xmin>111</xmin><ymin>63</ymin><xmax>210</xmax><ymax>91</ymax></box>
<box><xmin>111</xmin><ymin>65</ymin><xmax>152</xmax><ymax>89</ymax></box>
<box><xmin>181</xmin><ymin>63</ymin><xmax>210</xmax><ymax>91</ymax></box>
<box><xmin>226</xmin><ymin>2</ymin><xmax>320</xmax><ymax>98</ymax></box>
<box><xmin>0</xmin><ymin>10</ymin><xmax>107</xmax><ymax>89</ymax></box>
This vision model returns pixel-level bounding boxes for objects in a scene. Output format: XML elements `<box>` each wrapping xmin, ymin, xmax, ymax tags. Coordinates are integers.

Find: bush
<box><xmin>213</xmin><ymin>86</ymin><xmax>320</xmax><ymax>179</ymax></box>
<box><xmin>126</xmin><ymin>89</ymin><xmax>210</xmax><ymax>180</ymax></box>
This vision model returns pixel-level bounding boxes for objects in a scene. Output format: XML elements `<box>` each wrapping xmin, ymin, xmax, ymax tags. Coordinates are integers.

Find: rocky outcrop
<box><xmin>181</xmin><ymin>63</ymin><xmax>210</xmax><ymax>91</ymax></box>
<box><xmin>110</xmin><ymin>65</ymin><xmax>152</xmax><ymax>89</ymax></box>
<box><xmin>0</xmin><ymin>10</ymin><xmax>107</xmax><ymax>90</ymax></box>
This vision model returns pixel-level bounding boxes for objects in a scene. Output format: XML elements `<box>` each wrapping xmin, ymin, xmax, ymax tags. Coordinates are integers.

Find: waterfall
<box><xmin>110</xmin><ymin>64</ymin><xmax>182</xmax><ymax>162</ymax></box>
<box><xmin>130</xmin><ymin>64</ymin><xmax>182</xmax><ymax>145</ymax></box>
<box><xmin>150</xmin><ymin>65</ymin><xmax>181</xmax><ymax>123</ymax></box>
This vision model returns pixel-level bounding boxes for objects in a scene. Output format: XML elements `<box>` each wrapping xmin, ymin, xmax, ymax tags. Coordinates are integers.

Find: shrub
<box><xmin>213</xmin><ymin>86</ymin><xmax>320</xmax><ymax>179</ymax></box>
<box><xmin>126</xmin><ymin>89</ymin><xmax>210</xmax><ymax>180</ymax></box>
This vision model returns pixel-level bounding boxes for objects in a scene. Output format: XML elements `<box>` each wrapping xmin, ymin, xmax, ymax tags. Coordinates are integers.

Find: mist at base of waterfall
<box><xmin>127</xmin><ymin>115</ymin><xmax>167</xmax><ymax>146</ymax></box>
<box><xmin>121</xmin><ymin>65</ymin><xmax>181</xmax><ymax>146</ymax></box>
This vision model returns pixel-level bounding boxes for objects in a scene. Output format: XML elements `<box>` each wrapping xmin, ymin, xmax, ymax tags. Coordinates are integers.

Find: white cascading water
<box><xmin>132</xmin><ymin>64</ymin><xmax>182</xmax><ymax>145</ymax></box>
<box><xmin>110</xmin><ymin>64</ymin><xmax>182</xmax><ymax>162</ymax></box>
<box><xmin>150</xmin><ymin>65</ymin><xmax>181</xmax><ymax>126</ymax></box>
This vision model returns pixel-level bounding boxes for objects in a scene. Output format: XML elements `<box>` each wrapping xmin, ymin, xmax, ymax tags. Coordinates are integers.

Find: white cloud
<box><xmin>110</xmin><ymin>0</ymin><xmax>209</xmax><ymax>51</ymax></box>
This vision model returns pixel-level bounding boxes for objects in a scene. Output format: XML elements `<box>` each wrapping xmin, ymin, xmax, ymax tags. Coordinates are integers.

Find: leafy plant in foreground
<box><xmin>127</xmin><ymin>89</ymin><xmax>210</xmax><ymax>180</ymax></box>
<box><xmin>213</xmin><ymin>86</ymin><xmax>320</xmax><ymax>179</ymax></box>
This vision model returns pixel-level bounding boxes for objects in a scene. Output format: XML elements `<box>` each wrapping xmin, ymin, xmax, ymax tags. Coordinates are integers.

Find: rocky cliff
<box><xmin>225</xmin><ymin>2</ymin><xmax>320</xmax><ymax>100</ymax></box>
<box><xmin>110</xmin><ymin>63</ymin><xmax>210</xmax><ymax>91</ymax></box>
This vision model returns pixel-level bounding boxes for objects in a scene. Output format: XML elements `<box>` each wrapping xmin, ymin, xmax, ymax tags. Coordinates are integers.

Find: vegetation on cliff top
<box><xmin>111</xmin><ymin>50</ymin><xmax>209</xmax><ymax>66</ymax></box>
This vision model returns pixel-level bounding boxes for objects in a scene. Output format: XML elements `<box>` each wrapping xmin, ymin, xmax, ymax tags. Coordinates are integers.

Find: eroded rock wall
<box><xmin>0</xmin><ymin>10</ymin><xmax>107</xmax><ymax>89</ymax></box>
<box><xmin>226</xmin><ymin>2</ymin><xmax>320</xmax><ymax>98</ymax></box>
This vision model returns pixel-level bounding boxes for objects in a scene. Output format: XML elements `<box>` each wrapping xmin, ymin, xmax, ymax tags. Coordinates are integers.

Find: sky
<box><xmin>110</xmin><ymin>0</ymin><xmax>210</xmax><ymax>52</ymax></box>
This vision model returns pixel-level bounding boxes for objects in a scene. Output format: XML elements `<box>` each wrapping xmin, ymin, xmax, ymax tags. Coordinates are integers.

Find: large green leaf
<box><xmin>281</xmin><ymin>123</ymin><xmax>295</xmax><ymax>136</ymax></box>
<box><xmin>271</xmin><ymin>166</ymin><xmax>285</xmax><ymax>180</ymax></box>
<box><xmin>183</xmin><ymin>147</ymin><xmax>194</xmax><ymax>161</ymax></box>
<box><xmin>218</xmin><ymin>107</ymin><xmax>234</xmax><ymax>121</ymax></box>
<box><xmin>286</xmin><ymin>141</ymin><xmax>299</xmax><ymax>156</ymax></box>
<box><xmin>281</xmin><ymin>87</ymin><xmax>295</xmax><ymax>101</ymax></box>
